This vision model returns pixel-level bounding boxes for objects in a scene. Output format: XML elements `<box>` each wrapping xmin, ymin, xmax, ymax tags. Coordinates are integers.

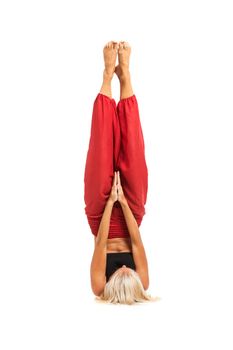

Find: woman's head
<box><xmin>96</xmin><ymin>265</ymin><xmax>157</xmax><ymax>305</ymax></box>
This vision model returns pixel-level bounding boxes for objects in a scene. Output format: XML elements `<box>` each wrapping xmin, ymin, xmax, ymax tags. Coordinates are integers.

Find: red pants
<box><xmin>84</xmin><ymin>93</ymin><xmax>148</xmax><ymax>239</ymax></box>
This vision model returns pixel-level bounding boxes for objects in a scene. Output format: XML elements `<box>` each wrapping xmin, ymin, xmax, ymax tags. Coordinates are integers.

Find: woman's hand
<box><xmin>108</xmin><ymin>171</ymin><xmax>127</xmax><ymax>205</ymax></box>
<box><xmin>116</xmin><ymin>171</ymin><xmax>127</xmax><ymax>205</ymax></box>
<box><xmin>108</xmin><ymin>171</ymin><xmax>118</xmax><ymax>204</ymax></box>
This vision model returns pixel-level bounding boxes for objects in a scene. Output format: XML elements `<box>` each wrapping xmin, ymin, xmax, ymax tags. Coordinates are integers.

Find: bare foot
<box><xmin>103</xmin><ymin>41</ymin><xmax>119</xmax><ymax>80</ymax></box>
<box><xmin>115</xmin><ymin>41</ymin><xmax>131</xmax><ymax>81</ymax></box>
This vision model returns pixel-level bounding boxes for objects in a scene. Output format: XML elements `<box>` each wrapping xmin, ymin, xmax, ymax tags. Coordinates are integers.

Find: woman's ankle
<box><xmin>103</xmin><ymin>69</ymin><xmax>114</xmax><ymax>82</ymax></box>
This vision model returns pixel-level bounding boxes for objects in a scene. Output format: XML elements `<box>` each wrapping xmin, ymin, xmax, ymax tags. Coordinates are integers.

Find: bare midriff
<box><xmin>94</xmin><ymin>237</ymin><xmax>132</xmax><ymax>253</ymax></box>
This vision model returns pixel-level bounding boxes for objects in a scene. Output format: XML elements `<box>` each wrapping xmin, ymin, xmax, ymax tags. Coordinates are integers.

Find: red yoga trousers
<box><xmin>84</xmin><ymin>93</ymin><xmax>148</xmax><ymax>239</ymax></box>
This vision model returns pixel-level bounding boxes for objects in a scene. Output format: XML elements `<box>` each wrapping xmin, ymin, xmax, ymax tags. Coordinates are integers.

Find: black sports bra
<box><xmin>106</xmin><ymin>252</ymin><xmax>136</xmax><ymax>282</ymax></box>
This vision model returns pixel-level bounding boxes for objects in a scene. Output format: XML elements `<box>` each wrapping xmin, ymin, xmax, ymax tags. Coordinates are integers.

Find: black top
<box><xmin>106</xmin><ymin>252</ymin><xmax>136</xmax><ymax>282</ymax></box>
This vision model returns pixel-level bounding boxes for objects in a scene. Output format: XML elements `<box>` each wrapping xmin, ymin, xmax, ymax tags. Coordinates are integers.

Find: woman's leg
<box><xmin>84</xmin><ymin>42</ymin><xmax>120</xmax><ymax>235</ymax></box>
<box><xmin>100</xmin><ymin>41</ymin><xmax>119</xmax><ymax>98</ymax></box>
<box><xmin>114</xmin><ymin>41</ymin><xmax>134</xmax><ymax>100</ymax></box>
<box><xmin>115</xmin><ymin>42</ymin><xmax>148</xmax><ymax>224</ymax></box>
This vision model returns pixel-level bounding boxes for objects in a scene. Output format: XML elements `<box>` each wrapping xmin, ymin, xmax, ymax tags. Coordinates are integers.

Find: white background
<box><xmin>0</xmin><ymin>0</ymin><xmax>233</xmax><ymax>349</ymax></box>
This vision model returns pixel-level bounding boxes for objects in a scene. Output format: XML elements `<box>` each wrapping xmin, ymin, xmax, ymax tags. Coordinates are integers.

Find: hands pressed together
<box><xmin>108</xmin><ymin>171</ymin><xmax>127</xmax><ymax>205</ymax></box>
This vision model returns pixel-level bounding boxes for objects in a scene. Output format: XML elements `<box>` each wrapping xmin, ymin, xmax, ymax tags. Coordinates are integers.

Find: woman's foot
<box><xmin>115</xmin><ymin>41</ymin><xmax>131</xmax><ymax>82</ymax></box>
<box><xmin>100</xmin><ymin>41</ymin><xmax>118</xmax><ymax>98</ymax></box>
<box><xmin>118</xmin><ymin>41</ymin><xmax>131</xmax><ymax>69</ymax></box>
<box><xmin>103</xmin><ymin>41</ymin><xmax>119</xmax><ymax>80</ymax></box>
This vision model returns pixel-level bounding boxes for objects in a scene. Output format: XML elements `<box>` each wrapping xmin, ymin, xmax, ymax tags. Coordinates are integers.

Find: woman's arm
<box><xmin>95</xmin><ymin>199</ymin><xmax>114</xmax><ymax>246</ymax></box>
<box><xmin>90</xmin><ymin>172</ymin><xmax>118</xmax><ymax>296</ymax></box>
<box><xmin>120</xmin><ymin>199</ymin><xmax>143</xmax><ymax>245</ymax></box>
<box><xmin>120</xmin><ymin>199</ymin><xmax>149</xmax><ymax>289</ymax></box>
<box><xmin>90</xmin><ymin>199</ymin><xmax>114</xmax><ymax>296</ymax></box>
<box><xmin>116</xmin><ymin>171</ymin><xmax>149</xmax><ymax>289</ymax></box>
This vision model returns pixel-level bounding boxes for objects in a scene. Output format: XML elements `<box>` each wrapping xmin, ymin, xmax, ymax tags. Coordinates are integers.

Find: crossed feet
<box><xmin>103</xmin><ymin>41</ymin><xmax>131</xmax><ymax>82</ymax></box>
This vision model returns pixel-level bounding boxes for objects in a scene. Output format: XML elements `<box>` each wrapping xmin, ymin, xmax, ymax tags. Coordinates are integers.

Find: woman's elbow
<box><xmin>91</xmin><ymin>280</ymin><xmax>105</xmax><ymax>297</ymax></box>
<box><xmin>143</xmin><ymin>279</ymin><xmax>149</xmax><ymax>290</ymax></box>
<box><xmin>141</xmin><ymin>275</ymin><xmax>150</xmax><ymax>290</ymax></box>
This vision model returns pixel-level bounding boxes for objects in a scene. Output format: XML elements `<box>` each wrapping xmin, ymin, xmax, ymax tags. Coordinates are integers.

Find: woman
<box><xmin>84</xmin><ymin>41</ymin><xmax>155</xmax><ymax>305</ymax></box>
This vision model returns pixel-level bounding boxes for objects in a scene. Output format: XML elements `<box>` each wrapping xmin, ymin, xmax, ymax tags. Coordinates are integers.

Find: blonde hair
<box><xmin>96</xmin><ymin>268</ymin><xmax>160</xmax><ymax>305</ymax></box>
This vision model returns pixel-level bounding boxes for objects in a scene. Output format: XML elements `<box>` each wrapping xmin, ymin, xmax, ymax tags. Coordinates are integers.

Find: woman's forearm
<box><xmin>95</xmin><ymin>199</ymin><xmax>114</xmax><ymax>245</ymax></box>
<box><xmin>120</xmin><ymin>200</ymin><xmax>143</xmax><ymax>245</ymax></box>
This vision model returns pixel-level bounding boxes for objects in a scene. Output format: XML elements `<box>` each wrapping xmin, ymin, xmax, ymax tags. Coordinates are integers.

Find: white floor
<box><xmin>1</xmin><ymin>1</ymin><xmax>233</xmax><ymax>349</ymax></box>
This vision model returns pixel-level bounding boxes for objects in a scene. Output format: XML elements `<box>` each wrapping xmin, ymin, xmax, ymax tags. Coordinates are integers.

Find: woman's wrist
<box><xmin>107</xmin><ymin>198</ymin><xmax>128</xmax><ymax>207</ymax></box>
<box><xmin>119</xmin><ymin>198</ymin><xmax>128</xmax><ymax>207</ymax></box>
<box><xmin>107</xmin><ymin>198</ymin><xmax>115</xmax><ymax>207</ymax></box>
